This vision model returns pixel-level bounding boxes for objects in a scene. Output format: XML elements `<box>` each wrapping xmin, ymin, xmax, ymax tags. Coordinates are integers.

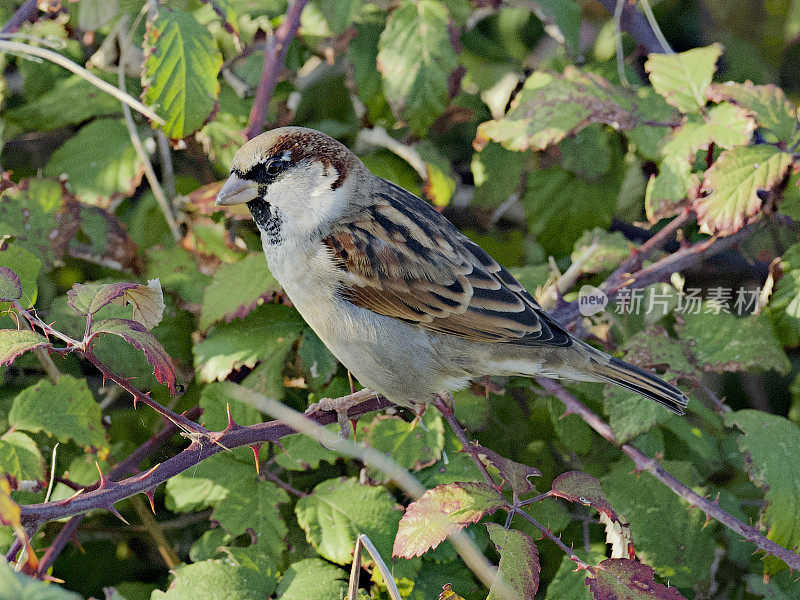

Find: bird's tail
<box><xmin>586</xmin><ymin>353</ymin><xmax>689</xmax><ymax>415</ymax></box>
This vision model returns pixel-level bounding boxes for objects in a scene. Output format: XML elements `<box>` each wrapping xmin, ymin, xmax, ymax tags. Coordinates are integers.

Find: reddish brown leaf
<box><xmin>393</xmin><ymin>482</ymin><xmax>505</xmax><ymax>558</ymax></box>
<box><xmin>587</xmin><ymin>559</ymin><xmax>687</xmax><ymax>600</ymax></box>
<box><xmin>0</xmin><ymin>266</ymin><xmax>22</xmax><ymax>302</ymax></box>
<box><xmin>486</xmin><ymin>523</ymin><xmax>540</xmax><ymax>600</ymax></box>
<box><xmin>0</xmin><ymin>330</ymin><xmax>50</xmax><ymax>367</ymax></box>
<box><xmin>90</xmin><ymin>318</ymin><xmax>176</xmax><ymax>394</ymax></box>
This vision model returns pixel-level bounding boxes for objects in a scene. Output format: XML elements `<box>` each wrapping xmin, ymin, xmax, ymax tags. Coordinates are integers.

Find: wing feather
<box><xmin>324</xmin><ymin>179</ymin><xmax>573</xmax><ymax>347</ymax></box>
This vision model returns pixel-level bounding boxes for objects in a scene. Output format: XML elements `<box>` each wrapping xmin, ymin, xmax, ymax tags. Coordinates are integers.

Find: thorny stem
<box><xmin>535</xmin><ymin>377</ymin><xmax>800</xmax><ymax>572</ymax></box>
<box><xmin>260</xmin><ymin>468</ymin><xmax>307</xmax><ymax>497</ymax></box>
<box><xmin>245</xmin><ymin>0</ymin><xmax>308</xmax><ymax>140</ymax></box>
<box><xmin>513</xmin><ymin>508</ymin><xmax>589</xmax><ymax>569</ymax></box>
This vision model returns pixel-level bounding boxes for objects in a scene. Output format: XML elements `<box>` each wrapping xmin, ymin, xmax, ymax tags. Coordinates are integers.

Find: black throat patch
<box><xmin>247</xmin><ymin>199</ymin><xmax>283</xmax><ymax>245</ymax></box>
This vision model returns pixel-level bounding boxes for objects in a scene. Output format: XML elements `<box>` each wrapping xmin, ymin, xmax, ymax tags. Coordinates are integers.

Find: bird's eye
<box><xmin>265</xmin><ymin>158</ymin><xmax>286</xmax><ymax>176</ymax></box>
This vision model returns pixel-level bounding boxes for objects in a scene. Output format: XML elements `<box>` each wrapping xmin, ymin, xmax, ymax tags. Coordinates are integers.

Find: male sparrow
<box><xmin>215</xmin><ymin>127</ymin><xmax>688</xmax><ymax>416</ymax></box>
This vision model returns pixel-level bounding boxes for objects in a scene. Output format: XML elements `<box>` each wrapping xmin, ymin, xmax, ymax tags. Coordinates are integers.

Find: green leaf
<box><xmin>0</xmin><ymin>431</ymin><xmax>44</xmax><ymax>485</ymax></box>
<box><xmin>200</xmin><ymin>382</ymin><xmax>262</xmax><ymax>430</ymax></box>
<box><xmin>676</xmin><ymin>310</ymin><xmax>790</xmax><ymax>374</ymax></box>
<box><xmin>644</xmin><ymin>156</ymin><xmax>694</xmax><ymax>223</ymax></box>
<box><xmin>708</xmin><ymin>81</ymin><xmax>799</xmax><ymax>142</ymax></box>
<box><xmin>601</xmin><ymin>460</ymin><xmax>715</xmax><ymax>587</ymax></box>
<box><xmin>470</xmin><ymin>142</ymin><xmax>526</xmax><ymax>208</ymax></box>
<box><xmin>313</xmin><ymin>0</ymin><xmax>362</xmax><ymax>33</ymax></box>
<box><xmin>143</xmin><ymin>7</ymin><xmax>223</xmax><ymax>139</ymax></box>
<box><xmin>725</xmin><ymin>410</ymin><xmax>800</xmax><ymax>575</ymax></box>
<box><xmin>571</xmin><ymin>229</ymin><xmax>631</xmax><ymax>275</ymax></box>
<box><xmin>196</xmin><ymin>112</ymin><xmax>247</xmax><ymax>176</ymax></box>
<box><xmin>661</xmin><ymin>102</ymin><xmax>755</xmax><ymax>161</ymax></box>
<box><xmin>559</xmin><ymin>124</ymin><xmax>611</xmax><ymax>178</ymax></box>
<box><xmin>166</xmin><ymin>452</ymin><xmax>251</xmax><ymax>513</ymax></box>
<box><xmin>644</xmin><ymin>44</ymin><xmax>723</xmax><ymax>113</ymax></box>
<box><xmin>545</xmin><ymin>552</ymin><xmax>603</xmax><ymax>600</ymax></box>
<box><xmin>68</xmin><ymin>280</ymin><xmax>165</xmax><ymax>329</ymax></box>
<box><xmin>199</xmin><ymin>254</ymin><xmax>279</xmax><ymax>331</ymax></box>
<box><xmin>475</xmin><ymin>68</ymin><xmax>640</xmax><ymax>152</ymax></box>
<box><xmin>746</xmin><ymin>571</ymin><xmax>800</xmax><ymax>600</ymax></box>
<box><xmin>0</xmin><ymin>330</ymin><xmax>49</xmax><ymax>367</ymax></box>
<box><xmin>377</xmin><ymin>0</ymin><xmax>459</xmax><ymax>134</ymax></box>
<box><xmin>393</xmin><ymin>482</ymin><xmax>505</xmax><ymax>558</ymax></box>
<box><xmin>485</xmin><ymin>524</ymin><xmax>540</xmax><ymax>600</ymax></box>
<box><xmin>44</xmin><ymin>119</ymin><xmax>146</xmax><ymax>206</ymax></box>
<box><xmin>275</xmin><ymin>558</ymin><xmax>348</xmax><ymax>600</ymax></box>
<box><xmin>0</xmin><ymin>560</ymin><xmax>81</xmax><ymax>600</ymax></box>
<box><xmin>297</xmin><ymin>330</ymin><xmax>338</xmax><ymax>389</ymax></box>
<box><xmin>4</xmin><ymin>72</ymin><xmax>137</xmax><ymax>133</ymax></box>
<box><xmin>9</xmin><ymin>375</ymin><xmax>109</xmax><ymax>459</ymax></box>
<box><xmin>0</xmin><ymin>242</ymin><xmax>41</xmax><ymax>309</ymax></box>
<box><xmin>697</xmin><ymin>144</ymin><xmax>794</xmax><ymax>235</ymax></box>
<box><xmin>295</xmin><ymin>477</ymin><xmax>401</xmax><ymax>564</ymax></box>
<box><xmin>0</xmin><ymin>266</ymin><xmax>21</xmax><ymax>302</ymax></box>
<box><xmin>587</xmin><ymin>558</ymin><xmax>687</xmax><ymax>600</ymax></box>
<box><xmin>194</xmin><ymin>303</ymin><xmax>305</xmax><ymax>382</ymax></box>
<box><xmin>273</xmin><ymin>428</ymin><xmax>340</xmax><ymax>471</ymax></box>
<box><xmin>766</xmin><ymin>243</ymin><xmax>800</xmax><ymax>346</ymax></box>
<box><xmin>366</xmin><ymin>411</ymin><xmax>444</xmax><ymax>471</ymax></box>
<box><xmin>463</xmin><ymin>445</ymin><xmax>540</xmax><ymax>494</ymax></box>
<box><xmin>532</xmin><ymin>0</ymin><xmax>581</xmax><ymax>50</ymax></box>
<box><xmin>152</xmin><ymin>559</ymin><xmax>277</xmax><ymax>600</ymax></box>
<box><xmin>91</xmin><ymin>318</ymin><xmax>177</xmax><ymax>394</ymax></box>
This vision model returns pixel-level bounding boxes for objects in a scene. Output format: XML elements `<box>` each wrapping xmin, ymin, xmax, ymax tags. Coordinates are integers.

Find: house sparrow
<box><xmin>215</xmin><ymin>127</ymin><xmax>688</xmax><ymax>417</ymax></box>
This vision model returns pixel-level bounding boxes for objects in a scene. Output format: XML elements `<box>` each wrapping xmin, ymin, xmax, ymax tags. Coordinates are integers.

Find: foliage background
<box><xmin>2</xmin><ymin>0</ymin><xmax>800</xmax><ymax>599</ymax></box>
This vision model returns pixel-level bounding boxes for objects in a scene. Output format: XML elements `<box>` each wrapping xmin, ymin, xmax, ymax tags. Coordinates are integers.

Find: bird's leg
<box><xmin>305</xmin><ymin>388</ymin><xmax>375</xmax><ymax>439</ymax></box>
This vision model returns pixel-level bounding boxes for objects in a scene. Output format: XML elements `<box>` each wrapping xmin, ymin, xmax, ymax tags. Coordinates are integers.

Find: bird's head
<box><xmin>215</xmin><ymin>126</ymin><xmax>364</xmax><ymax>244</ymax></box>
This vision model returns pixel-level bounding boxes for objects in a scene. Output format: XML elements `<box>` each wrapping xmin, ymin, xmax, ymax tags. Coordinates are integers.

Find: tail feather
<box><xmin>589</xmin><ymin>356</ymin><xmax>689</xmax><ymax>415</ymax></box>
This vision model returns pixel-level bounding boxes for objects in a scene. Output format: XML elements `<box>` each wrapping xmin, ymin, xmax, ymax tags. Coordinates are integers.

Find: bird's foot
<box><xmin>306</xmin><ymin>395</ymin><xmax>362</xmax><ymax>439</ymax></box>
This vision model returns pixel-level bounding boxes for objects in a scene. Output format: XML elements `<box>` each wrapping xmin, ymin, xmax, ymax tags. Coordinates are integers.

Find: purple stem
<box><xmin>0</xmin><ymin>0</ymin><xmax>38</xmax><ymax>35</ymax></box>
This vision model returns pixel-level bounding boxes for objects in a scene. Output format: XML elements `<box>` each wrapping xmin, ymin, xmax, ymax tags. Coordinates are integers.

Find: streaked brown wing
<box><xmin>323</xmin><ymin>179</ymin><xmax>573</xmax><ymax>347</ymax></box>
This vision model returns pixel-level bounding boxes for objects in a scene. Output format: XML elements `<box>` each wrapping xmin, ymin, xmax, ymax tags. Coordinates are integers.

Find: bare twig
<box><xmin>245</xmin><ymin>0</ymin><xmax>308</xmax><ymax>140</ymax></box>
<box><xmin>535</xmin><ymin>377</ymin><xmax>800</xmax><ymax>571</ymax></box>
<box><xmin>0</xmin><ymin>0</ymin><xmax>38</xmax><ymax>35</ymax></box>
<box><xmin>513</xmin><ymin>508</ymin><xmax>589</xmax><ymax>570</ymax></box>
<box><xmin>434</xmin><ymin>395</ymin><xmax>496</xmax><ymax>488</ymax></box>
<box><xmin>0</xmin><ymin>40</ymin><xmax>164</xmax><ymax>125</ymax></box>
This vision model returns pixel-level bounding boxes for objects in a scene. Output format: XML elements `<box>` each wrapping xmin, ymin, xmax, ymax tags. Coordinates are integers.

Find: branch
<box><xmin>0</xmin><ymin>0</ymin><xmax>38</xmax><ymax>35</ymax></box>
<box><xmin>244</xmin><ymin>0</ymin><xmax>308</xmax><ymax>140</ymax></box>
<box><xmin>535</xmin><ymin>377</ymin><xmax>800</xmax><ymax>572</ymax></box>
<box><xmin>551</xmin><ymin>217</ymin><xmax>758</xmax><ymax>327</ymax></box>
<box><xmin>595</xmin><ymin>0</ymin><xmax>670</xmax><ymax>54</ymax></box>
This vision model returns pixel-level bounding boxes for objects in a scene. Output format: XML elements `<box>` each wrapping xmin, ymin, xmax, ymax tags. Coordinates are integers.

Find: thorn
<box><xmin>106</xmin><ymin>504</ymin><xmax>130</xmax><ymax>525</ymax></box>
<box><xmin>134</xmin><ymin>464</ymin><xmax>160</xmax><ymax>481</ymax></box>
<box><xmin>224</xmin><ymin>403</ymin><xmax>240</xmax><ymax>432</ymax></box>
<box><xmin>56</xmin><ymin>488</ymin><xmax>85</xmax><ymax>505</ymax></box>
<box><xmin>142</xmin><ymin>488</ymin><xmax>157</xmax><ymax>514</ymax></box>
<box><xmin>348</xmin><ymin>371</ymin><xmax>356</xmax><ymax>394</ymax></box>
<box><xmin>250</xmin><ymin>444</ymin><xmax>262</xmax><ymax>474</ymax></box>
<box><xmin>96</xmin><ymin>461</ymin><xmax>110</xmax><ymax>489</ymax></box>
<box><xmin>273</xmin><ymin>440</ymin><xmax>287</xmax><ymax>455</ymax></box>
<box><xmin>350</xmin><ymin>417</ymin><xmax>359</xmax><ymax>438</ymax></box>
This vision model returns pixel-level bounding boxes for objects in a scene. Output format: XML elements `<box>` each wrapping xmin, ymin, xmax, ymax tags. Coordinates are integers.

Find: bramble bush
<box><xmin>1</xmin><ymin>0</ymin><xmax>800</xmax><ymax>599</ymax></box>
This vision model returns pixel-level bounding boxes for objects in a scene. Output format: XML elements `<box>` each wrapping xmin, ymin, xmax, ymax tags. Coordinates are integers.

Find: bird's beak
<box><xmin>215</xmin><ymin>173</ymin><xmax>259</xmax><ymax>206</ymax></box>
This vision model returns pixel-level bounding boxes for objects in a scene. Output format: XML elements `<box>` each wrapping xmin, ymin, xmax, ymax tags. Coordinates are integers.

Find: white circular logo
<box><xmin>578</xmin><ymin>285</ymin><xmax>608</xmax><ymax>316</ymax></box>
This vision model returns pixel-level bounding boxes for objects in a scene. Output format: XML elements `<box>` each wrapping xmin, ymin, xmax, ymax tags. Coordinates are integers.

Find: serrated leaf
<box><xmin>462</xmin><ymin>445</ymin><xmax>540</xmax><ymax>494</ymax></box>
<box><xmin>152</xmin><ymin>559</ymin><xmax>277</xmax><ymax>600</ymax></box>
<box><xmin>393</xmin><ymin>482</ymin><xmax>505</xmax><ymax>558</ymax></box>
<box><xmin>0</xmin><ymin>242</ymin><xmax>41</xmax><ymax>308</ymax></box>
<box><xmin>677</xmin><ymin>310</ymin><xmax>790</xmax><ymax>374</ymax></box>
<box><xmin>273</xmin><ymin>429</ymin><xmax>340</xmax><ymax>471</ymax></box>
<box><xmin>661</xmin><ymin>102</ymin><xmax>755</xmax><ymax>161</ymax></box>
<box><xmin>91</xmin><ymin>318</ymin><xmax>177</xmax><ymax>393</ymax></box>
<box><xmin>765</xmin><ymin>243</ymin><xmax>800</xmax><ymax>346</ymax></box>
<box><xmin>476</xmin><ymin>68</ymin><xmax>641</xmax><ymax>152</ymax></box>
<box><xmin>644</xmin><ymin>44</ymin><xmax>722</xmax><ymax>113</ymax></box>
<box><xmin>275</xmin><ymin>558</ymin><xmax>348</xmax><ymax>600</ymax></box>
<box><xmin>4</xmin><ymin>72</ymin><xmax>138</xmax><ymax>132</ymax></box>
<box><xmin>486</xmin><ymin>524</ymin><xmax>540</xmax><ymax>600</ymax></box>
<box><xmin>587</xmin><ymin>558</ymin><xmax>687</xmax><ymax>600</ymax></box>
<box><xmin>697</xmin><ymin>144</ymin><xmax>794</xmax><ymax>235</ymax></box>
<box><xmin>471</xmin><ymin>142</ymin><xmax>526</xmax><ymax>208</ymax></box>
<box><xmin>194</xmin><ymin>303</ymin><xmax>305</xmax><ymax>382</ymax></box>
<box><xmin>377</xmin><ymin>0</ymin><xmax>459</xmax><ymax>134</ymax></box>
<box><xmin>0</xmin><ymin>560</ymin><xmax>81</xmax><ymax>600</ymax></box>
<box><xmin>295</xmin><ymin>477</ymin><xmax>401</xmax><ymax>565</ymax></box>
<box><xmin>0</xmin><ymin>431</ymin><xmax>44</xmax><ymax>486</ymax></box>
<box><xmin>143</xmin><ymin>7</ymin><xmax>223</xmax><ymax>139</ymax></box>
<box><xmin>9</xmin><ymin>375</ymin><xmax>109</xmax><ymax>459</ymax></box>
<box><xmin>367</xmin><ymin>411</ymin><xmax>444</xmax><ymax>472</ymax></box>
<box><xmin>725</xmin><ymin>410</ymin><xmax>800</xmax><ymax>575</ymax></box>
<box><xmin>0</xmin><ymin>266</ymin><xmax>21</xmax><ymax>302</ymax></box>
<box><xmin>199</xmin><ymin>254</ymin><xmax>279</xmax><ymax>331</ymax></box>
<box><xmin>708</xmin><ymin>81</ymin><xmax>799</xmax><ymax>142</ymax></box>
<box><xmin>68</xmin><ymin>280</ymin><xmax>164</xmax><ymax>329</ymax></box>
<box><xmin>601</xmin><ymin>460</ymin><xmax>714</xmax><ymax>587</ymax></box>
<box><xmin>0</xmin><ymin>330</ymin><xmax>49</xmax><ymax>367</ymax></box>
<box><xmin>44</xmin><ymin>119</ymin><xmax>147</xmax><ymax>206</ymax></box>
<box><xmin>644</xmin><ymin>157</ymin><xmax>694</xmax><ymax>223</ymax></box>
